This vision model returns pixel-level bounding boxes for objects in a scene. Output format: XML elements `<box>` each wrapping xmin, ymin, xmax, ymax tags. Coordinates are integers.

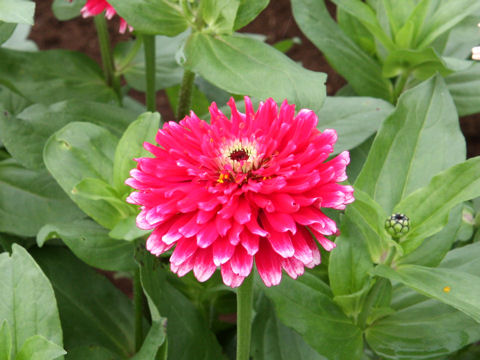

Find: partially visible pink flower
<box><xmin>126</xmin><ymin>97</ymin><xmax>354</xmax><ymax>288</ymax></box>
<box><xmin>79</xmin><ymin>0</ymin><xmax>131</xmax><ymax>33</ymax></box>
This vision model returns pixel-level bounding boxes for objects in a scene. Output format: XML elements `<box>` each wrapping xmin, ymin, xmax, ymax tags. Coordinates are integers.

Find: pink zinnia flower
<box><xmin>79</xmin><ymin>0</ymin><xmax>131</xmax><ymax>33</ymax></box>
<box><xmin>126</xmin><ymin>97</ymin><xmax>354</xmax><ymax>288</ymax></box>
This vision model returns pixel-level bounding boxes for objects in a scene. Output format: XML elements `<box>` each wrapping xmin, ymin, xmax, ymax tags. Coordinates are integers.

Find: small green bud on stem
<box><xmin>385</xmin><ymin>213</ymin><xmax>410</xmax><ymax>239</ymax></box>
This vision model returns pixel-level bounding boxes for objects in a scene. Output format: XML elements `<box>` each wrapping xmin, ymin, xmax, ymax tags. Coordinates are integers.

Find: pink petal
<box><xmin>233</xmin><ymin>196</ymin><xmax>252</xmax><ymax>224</ymax></box>
<box><xmin>263</xmin><ymin>211</ymin><xmax>296</xmax><ymax>234</ymax></box>
<box><xmin>193</xmin><ymin>248</ymin><xmax>216</xmax><ymax>282</ymax></box>
<box><xmin>196</xmin><ymin>221</ymin><xmax>218</xmax><ymax>248</ymax></box>
<box><xmin>213</xmin><ymin>236</ymin><xmax>235</xmax><ymax>266</ymax></box>
<box><xmin>221</xmin><ymin>262</ymin><xmax>245</xmax><ymax>288</ymax></box>
<box><xmin>230</xmin><ymin>246</ymin><xmax>253</xmax><ymax>277</ymax></box>
<box><xmin>256</xmin><ymin>238</ymin><xmax>283</xmax><ymax>287</ymax></box>
<box><xmin>282</xmin><ymin>257</ymin><xmax>305</xmax><ymax>279</ymax></box>
<box><xmin>170</xmin><ymin>238</ymin><xmax>198</xmax><ymax>266</ymax></box>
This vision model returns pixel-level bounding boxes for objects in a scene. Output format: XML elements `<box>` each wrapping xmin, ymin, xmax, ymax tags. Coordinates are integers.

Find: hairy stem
<box><xmin>143</xmin><ymin>34</ymin><xmax>157</xmax><ymax>112</ymax></box>
<box><xmin>236</xmin><ymin>274</ymin><xmax>254</xmax><ymax>360</ymax></box>
<box><xmin>176</xmin><ymin>69</ymin><xmax>195</xmax><ymax>121</ymax></box>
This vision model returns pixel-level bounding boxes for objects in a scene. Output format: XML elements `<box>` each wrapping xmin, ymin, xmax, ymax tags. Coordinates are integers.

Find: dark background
<box><xmin>29</xmin><ymin>0</ymin><xmax>480</xmax><ymax>157</ymax></box>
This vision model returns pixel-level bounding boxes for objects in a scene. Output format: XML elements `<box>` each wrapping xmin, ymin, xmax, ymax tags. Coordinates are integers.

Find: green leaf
<box><xmin>373</xmin><ymin>264</ymin><xmax>480</xmax><ymax>322</ymax></box>
<box><xmin>316</xmin><ymin>96</ymin><xmax>393</xmax><ymax>154</ymax></box>
<box><xmin>439</xmin><ymin>242</ymin><xmax>480</xmax><ymax>274</ymax></box>
<box><xmin>395</xmin><ymin>156</ymin><xmax>480</xmax><ymax>253</ymax></box>
<box><xmin>0</xmin><ymin>85</ymin><xmax>30</xmax><ymax>115</ymax></box>
<box><xmin>330</xmin><ymin>0</ymin><xmax>395</xmax><ymax>51</ymax></box>
<box><xmin>107</xmin><ymin>0</ymin><xmax>188</xmax><ymax>36</ymax></box>
<box><xmin>265</xmin><ymin>273</ymin><xmax>364</xmax><ymax>360</ymax></box>
<box><xmin>52</xmin><ymin>0</ymin><xmax>85</xmax><ymax>21</ymax></box>
<box><xmin>184</xmin><ymin>32</ymin><xmax>327</xmax><ymax>111</ymax></box>
<box><xmin>382</xmin><ymin>48</ymin><xmax>453</xmax><ymax>80</ymax></box>
<box><xmin>0</xmin><ymin>320</ymin><xmax>12</xmax><ymax>360</ymax></box>
<box><xmin>139</xmin><ymin>251</ymin><xmax>225</xmax><ymax>360</ymax></box>
<box><xmin>16</xmin><ymin>335</ymin><xmax>66</xmax><ymax>360</ymax></box>
<box><xmin>1</xmin><ymin>24</ymin><xmax>36</xmax><ymax>51</ymax></box>
<box><xmin>131</xmin><ymin>319</ymin><xmax>167</xmax><ymax>360</ymax></box>
<box><xmin>200</xmin><ymin>0</ymin><xmax>239</xmax><ymax>34</ymax></box>
<box><xmin>291</xmin><ymin>0</ymin><xmax>392</xmax><ymax>101</ymax></box>
<box><xmin>415</xmin><ymin>0</ymin><xmax>480</xmax><ymax>48</ymax></box>
<box><xmin>65</xmin><ymin>346</ymin><xmax>120</xmax><ymax>360</ymax></box>
<box><xmin>0</xmin><ymin>159</ymin><xmax>83</xmax><ymax>236</ymax></box>
<box><xmin>74</xmin><ymin>177</ymin><xmax>136</xmax><ymax>225</ymax></box>
<box><xmin>355</xmin><ymin>75</ymin><xmax>465</xmax><ymax>214</ymax></box>
<box><xmin>443</xmin><ymin>15</ymin><xmax>480</xmax><ymax>58</ymax></box>
<box><xmin>233</xmin><ymin>0</ymin><xmax>269</xmax><ymax>30</ymax></box>
<box><xmin>366</xmin><ymin>298</ymin><xmax>480</xmax><ymax>359</ymax></box>
<box><xmin>115</xmin><ymin>33</ymin><xmax>187</xmax><ymax>92</ymax></box>
<box><xmin>32</xmin><ymin>247</ymin><xmax>136</xmax><ymax>357</ymax></box>
<box><xmin>446</xmin><ymin>61</ymin><xmax>480</xmax><ymax>116</ymax></box>
<box><xmin>252</xmin><ymin>293</ymin><xmax>326</xmax><ymax>360</ymax></box>
<box><xmin>0</xmin><ymin>48</ymin><xmax>117</xmax><ymax>104</ymax></box>
<box><xmin>0</xmin><ymin>22</ymin><xmax>16</xmax><ymax>45</ymax></box>
<box><xmin>397</xmin><ymin>205</ymin><xmax>462</xmax><ymax>267</ymax></box>
<box><xmin>113</xmin><ymin>112</ymin><xmax>160</xmax><ymax>194</ymax></box>
<box><xmin>109</xmin><ymin>216</ymin><xmax>150</xmax><ymax>242</ymax></box>
<box><xmin>0</xmin><ymin>0</ymin><xmax>35</xmax><ymax>25</ymax></box>
<box><xmin>0</xmin><ymin>100</ymin><xmax>137</xmax><ymax>170</ymax></box>
<box><xmin>36</xmin><ymin>219</ymin><xmax>136</xmax><ymax>271</ymax></box>
<box><xmin>337</xmin><ymin>8</ymin><xmax>376</xmax><ymax>55</ymax></box>
<box><xmin>328</xmin><ymin>208</ymin><xmax>374</xmax><ymax>318</ymax></box>
<box><xmin>43</xmin><ymin>122</ymin><xmax>120</xmax><ymax>229</ymax></box>
<box><xmin>0</xmin><ymin>245</ymin><xmax>63</xmax><ymax>355</ymax></box>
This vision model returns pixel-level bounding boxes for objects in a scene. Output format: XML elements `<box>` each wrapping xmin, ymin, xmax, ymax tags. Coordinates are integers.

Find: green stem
<box><xmin>94</xmin><ymin>15</ymin><xmax>121</xmax><ymax>99</ymax></box>
<box><xmin>176</xmin><ymin>69</ymin><xmax>196</xmax><ymax>121</ymax></box>
<box><xmin>236</xmin><ymin>274</ymin><xmax>253</xmax><ymax>360</ymax></box>
<box><xmin>133</xmin><ymin>266</ymin><xmax>144</xmax><ymax>351</ymax></box>
<box><xmin>143</xmin><ymin>34</ymin><xmax>156</xmax><ymax>112</ymax></box>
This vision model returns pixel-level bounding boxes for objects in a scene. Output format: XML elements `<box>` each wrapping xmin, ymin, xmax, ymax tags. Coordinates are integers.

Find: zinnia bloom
<box><xmin>127</xmin><ymin>97</ymin><xmax>354</xmax><ymax>288</ymax></box>
<box><xmin>80</xmin><ymin>0</ymin><xmax>131</xmax><ymax>33</ymax></box>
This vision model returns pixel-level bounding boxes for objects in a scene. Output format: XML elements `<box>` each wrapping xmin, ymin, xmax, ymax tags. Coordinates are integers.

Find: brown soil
<box><xmin>29</xmin><ymin>0</ymin><xmax>479</xmax><ymax>156</ymax></box>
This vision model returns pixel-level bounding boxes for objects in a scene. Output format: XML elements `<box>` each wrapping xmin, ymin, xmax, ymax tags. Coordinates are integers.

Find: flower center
<box><xmin>229</xmin><ymin>149</ymin><xmax>249</xmax><ymax>161</ymax></box>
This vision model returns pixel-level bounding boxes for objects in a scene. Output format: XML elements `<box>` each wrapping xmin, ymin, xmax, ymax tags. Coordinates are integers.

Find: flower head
<box><xmin>80</xmin><ymin>0</ymin><xmax>131</xmax><ymax>33</ymax></box>
<box><xmin>127</xmin><ymin>97</ymin><xmax>354</xmax><ymax>288</ymax></box>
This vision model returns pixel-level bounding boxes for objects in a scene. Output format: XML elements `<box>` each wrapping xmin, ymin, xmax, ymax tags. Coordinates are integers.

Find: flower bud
<box><xmin>385</xmin><ymin>213</ymin><xmax>410</xmax><ymax>239</ymax></box>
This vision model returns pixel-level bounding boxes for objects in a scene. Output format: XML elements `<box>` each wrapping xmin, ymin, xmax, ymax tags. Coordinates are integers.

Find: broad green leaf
<box><xmin>373</xmin><ymin>264</ymin><xmax>480</xmax><ymax>322</ymax></box>
<box><xmin>32</xmin><ymin>247</ymin><xmax>136</xmax><ymax>357</ymax></box>
<box><xmin>329</xmin><ymin>209</ymin><xmax>374</xmax><ymax>318</ymax></box>
<box><xmin>139</xmin><ymin>251</ymin><xmax>225</xmax><ymax>360</ymax></box>
<box><xmin>107</xmin><ymin>0</ymin><xmax>188</xmax><ymax>36</ymax></box>
<box><xmin>382</xmin><ymin>48</ymin><xmax>452</xmax><ymax>80</ymax></box>
<box><xmin>395</xmin><ymin>157</ymin><xmax>480</xmax><ymax>253</ymax></box>
<box><xmin>109</xmin><ymin>216</ymin><xmax>150</xmax><ymax>242</ymax></box>
<box><xmin>115</xmin><ymin>33</ymin><xmax>187</xmax><ymax>92</ymax></box>
<box><xmin>0</xmin><ymin>48</ymin><xmax>117</xmax><ymax>104</ymax></box>
<box><xmin>52</xmin><ymin>0</ymin><xmax>85</xmax><ymax>21</ymax></box>
<box><xmin>131</xmin><ymin>319</ymin><xmax>167</xmax><ymax>360</ymax></box>
<box><xmin>200</xmin><ymin>0</ymin><xmax>239</xmax><ymax>34</ymax></box>
<box><xmin>0</xmin><ymin>100</ymin><xmax>136</xmax><ymax>169</ymax></box>
<box><xmin>74</xmin><ymin>177</ymin><xmax>136</xmax><ymax>225</ymax></box>
<box><xmin>37</xmin><ymin>219</ymin><xmax>136</xmax><ymax>271</ymax></box>
<box><xmin>184</xmin><ymin>32</ymin><xmax>327</xmax><ymax>111</ymax></box>
<box><xmin>443</xmin><ymin>15</ymin><xmax>480</xmax><ymax>59</ymax></box>
<box><xmin>355</xmin><ymin>75</ymin><xmax>465</xmax><ymax>214</ymax></box>
<box><xmin>0</xmin><ymin>245</ymin><xmax>63</xmax><ymax>355</ymax></box>
<box><xmin>265</xmin><ymin>273</ymin><xmax>363</xmax><ymax>360</ymax></box>
<box><xmin>316</xmin><ymin>96</ymin><xmax>393</xmax><ymax>154</ymax></box>
<box><xmin>415</xmin><ymin>0</ymin><xmax>480</xmax><ymax>49</ymax></box>
<box><xmin>330</xmin><ymin>0</ymin><xmax>395</xmax><ymax>51</ymax></box>
<box><xmin>113</xmin><ymin>112</ymin><xmax>160</xmax><ymax>194</ymax></box>
<box><xmin>337</xmin><ymin>8</ymin><xmax>376</xmax><ymax>55</ymax></box>
<box><xmin>0</xmin><ymin>159</ymin><xmax>82</xmax><ymax>236</ymax></box>
<box><xmin>343</xmin><ymin>189</ymin><xmax>392</xmax><ymax>263</ymax></box>
<box><xmin>0</xmin><ymin>320</ymin><xmax>12</xmax><ymax>360</ymax></box>
<box><xmin>65</xmin><ymin>346</ymin><xmax>120</xmax><ymax>360</ymax></box>
<box><xmin>446</xmin><ymin>61</ymin><xmax>480</xmax><ymax>116</ymax></box>
<box><xmin>16</xmin><ymin>335</ymin><xmax>66</xmax><ymax>360</ymax></box>
<box><xmin>43</xmin><ymin>122</ymin><xmax>119</xmax><ymax>229</ymax></box>
<box><xmin>346</xmin><ymin>135</ymin><xmax>374</xmax><ymax>183</ymax></box>
<box><xmin>397</xmin><ymin>205</ymin><xmax>462</xmax><ymax>267</ymax></box>
<box><xmin>0</xmin><ymin>22</ymin><xmax>16</xmax><ymax>45</ymax></box>
<box><xmin>439</xmin><ymin>242</ymin><xmax>480</xmax><ymax>274</ymax></box>
<box><xmin>252</xmin><ymin>294</ymin><xmax>326</xmax><ymax>360</ymax></box>
<box><xmin>0</xmin><ymin>85</ymin><xmax>30</xmax><ymax>115</ymax></box>
<box><xmin>366</xmin><ymin>298</ymin><xmax>480</xmax><ymax>359</ymax></box>
<box><xmin>291</xmin><ymin>0</ymin><xmax>392</xmax><ymax>101</ymax></box>
<box><xmin>0</xmin><ymin>0</ymin><xmax>35</xmax><ymax>25</ymax></box>
<box><xmin>233</xmin><ymin>0</ymin><xmax>269</xmax><ymax>30</ymax></box>
<box><xmin>1</xmin><ymin>24</ymin><xmax>36</xmax><ymax>51</ymax></box>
